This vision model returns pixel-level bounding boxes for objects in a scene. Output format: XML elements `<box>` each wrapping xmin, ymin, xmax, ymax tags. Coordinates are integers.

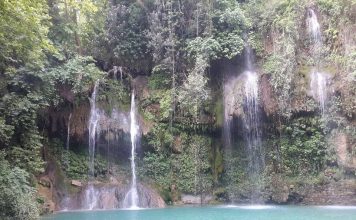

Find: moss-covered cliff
<box><xmin>0</xmin><ymin>0</ymin><xmax>355</xmax><ymax>218</ymax></box>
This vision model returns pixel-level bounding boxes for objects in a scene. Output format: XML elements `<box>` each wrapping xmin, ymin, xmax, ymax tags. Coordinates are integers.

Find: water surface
<box><xmin>43</xmin><ymin>206</ymin><xmax>356</xmax><ymax>220</ymax></box>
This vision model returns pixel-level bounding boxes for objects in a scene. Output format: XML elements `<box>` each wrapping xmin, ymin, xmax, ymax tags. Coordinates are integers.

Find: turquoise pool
<box><xmin>42</xmin><ymin>205</ymin><xmax>356</xmax><ymax>220</ymax></box>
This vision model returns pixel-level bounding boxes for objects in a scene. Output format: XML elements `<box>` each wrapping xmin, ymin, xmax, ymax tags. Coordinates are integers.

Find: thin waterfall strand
<box><xmin>123</xmin><ymin>91</ymin><xmax>140</xmax><ymax>209</ymax></box>
<box><xmin>86</xmin><ymin>80</ymin><xmax>100</xmax><ymax>210</ymax></box>
<box><xmin>310</xmin><ymin>70</ymin><xmax>327</xmax><ymax>114</ymax></box>
<box><xmin>66</xmin><ymin>113</ymin><xmax>72</xmax><ymax>155</ymax></box>
<box><xmin>243</xmin><ymin>43</ymin><xmax>264</xmax><ymax>201</ymax></box>
<box><xmin>307</xmin><ymin>9</ymin><xmax>328</xmax><ymax>114</ymax></box>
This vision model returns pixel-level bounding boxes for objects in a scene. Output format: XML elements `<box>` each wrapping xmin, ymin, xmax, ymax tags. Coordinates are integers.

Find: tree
<box><xmin>0</xmin><ymin>0</ymin><xmax>55</xmax><ymax>71</ymax></box>
<box><xmin>0</xmin><ymin>152</ymin><xmax>39</xmax><ymax>220</ymax></box>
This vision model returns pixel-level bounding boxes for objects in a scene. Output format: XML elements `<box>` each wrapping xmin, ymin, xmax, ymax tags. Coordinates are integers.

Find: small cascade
<box><xmin>66</xmin><ymin>113</ymin><xmax>72</xmax><ymax>154</ymax></box>
<box><xmin>112</xmin><ymin>66</ymin><xmax>123</xmax><ymax>81</ymax></box>
<box><xmin>60</xmin><ymin>113</ymin><xmax>72</xmax><ymax>210</ymax></box>
<box><xmin>307</xmin><ymin>9</ymin><xmax>322</xmax><ymax>56</ymax></box>
<box><xmin>86</xmin><ymin>80</ymin><xmax>100</xmax><ymax>210</ymax></box>
<box><xmin>306</xmin><ymin>8</ymin><xmax>328</xmax><ymax>114</ymax></box>
<box><xmin>113</xmin><ymin>66</ymin><xmax>119</xmax><ymax>80</ymax></box>
<box><xmin>119</xmin><ymin>66</ymin><xmax>123</xmax><ymax>81</ymax></box>
<box><xmin>123</xmin><ymin>91</ymin><xmax>140</xmax><ymax>209</ymax></box>
<box><xmin>310</xmin><ymin>70</ymin><xmax>327</xmax><ymax>114</ymax></box>
<box><xmin>63</xmin><ymin>113</ymin><xmax>72</xmax><ymax>171</ymax></box>
<box><xmin>243</xmin><ymin>43</ymin><xmax>264</xmax><ymax>201</ymax></box>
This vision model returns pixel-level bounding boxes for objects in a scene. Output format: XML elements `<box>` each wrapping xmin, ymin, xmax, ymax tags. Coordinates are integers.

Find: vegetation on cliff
<box><xmin>0</xmin><ymin>0</ymin><xmax>355</xmax><ymax>218</ymax></box>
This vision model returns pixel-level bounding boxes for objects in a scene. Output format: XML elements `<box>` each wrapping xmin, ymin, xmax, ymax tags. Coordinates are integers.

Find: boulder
<box><xmin>71</xmin><ymin>180</ymin><xmax>82</xmax><ymax>187</ymax></box>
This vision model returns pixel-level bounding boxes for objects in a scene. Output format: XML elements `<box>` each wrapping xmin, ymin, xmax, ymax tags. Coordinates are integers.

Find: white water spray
<box><xmin>66</xmin><ymin>113</ymin><xmax>72</xmax><ymax>154</ymax></box>
<box><xmin>307</xmin><ymin>9</ymin><xmax>322</xmax><ymax>48</ymax></box>
<box><xmin>123</xmin><ymin>91</ymin><xmax>140</xmax><ymax>209</ymax></box>
<box><xmin>86</xmin><ymin>80</ymin><xmax>100</xmax><ymax>210</ymax></box>
<box><xmin>310</xmin><ymin>70</ymin><xmax>327</xmax><ymax>114</ymax></box>
<box><xmin>244</xmin><ymin>70</ymin><xmax>263</xmax><ymax>177</ymax></box>
<box><xmin>243</xmin><ymin>42</ymin><xmax>264</xmax><ymax>201</ymax></box>
<box><xmin>307</xmin><ymin>9</ymin><xmax>328</xmax><ymax>113</ymax></box>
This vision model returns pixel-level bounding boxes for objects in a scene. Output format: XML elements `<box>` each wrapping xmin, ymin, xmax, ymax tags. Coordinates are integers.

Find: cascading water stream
<box><xmin>307</xmin><ymin>8</ymin><xmax>328</xmax><ymax>114</ymax></box>
<box><xmin>86</xmin><ymin>80</ymin><xmax>100</xmax><ymax>210</ymax></box>
<box><xmin>123</xmin><ymin>91</ymin><xmax>140</xmax><ymax>209</ymax></box>
<box><xmin>61</xmin><ymin>113</ymin><xmax>72</xmax><ymax>210</ymax></box>
<box><xmin>307</xmin><ymin>9</ymin><xmax>322</xmax><ymax>58</ymax></box>
<box><xmin>310</xmin><ymin>70</ymin><xmax>327</xmax><ymax>114</ymax></box>
<box><xmin>66</xmin><ymin>113</ymin><xmax>72</xmax><ymax>155</ymax></box>
<box><xmin>63</xmin><ymin>113</ymin><xmax>72</xmax><ymax>172</ymax></box>
<box><xmin>243</xmin><ymin>43</ymin><xmax>264</xmax><ymax>201</ymax></box>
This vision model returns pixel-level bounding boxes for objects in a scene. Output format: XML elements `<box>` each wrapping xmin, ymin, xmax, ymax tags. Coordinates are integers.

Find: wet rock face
<box><xmin>264</xmin><ymin>179</ymin><xmax>356</xmax><ymax>205</ymax></box>
<box><xmin>302</xmin><ymin>180</ymin><xmax>356</xmax><ymax>205</ymax></box>
<box><xmin>65</xmin><ymin>183</ymin><xmax>165</xmax><ymax>210</ymax></box>
<box><xmin>260</xmin><ymin>74</ymin><xmax>278</xmax><ymax>117</ymax></box>
<box><xmin>181</xmin><ymin>194</ymin><xmax>213</xmax><ymax>204</ymax></box>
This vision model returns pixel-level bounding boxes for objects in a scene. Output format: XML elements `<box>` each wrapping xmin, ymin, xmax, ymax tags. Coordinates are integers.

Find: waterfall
<box><xmin>113</xmin><ymin>66</ymin><xmax>118</xmax><ymax>80</ymax></box>
<box><xmin>307</xmin><ymin>9</ymin><xmax>322</xmax><ymax>50</ymax></box>
<box><xmin>63</xmin><ymin>113</ymin><xmax>72</xmax><ymax>171</ymax></box>
<box><xmin>86</xmin><ymin>80</ymin><xmax>100</xmax><ymax>210</ymax></box>
<box><xmin>123</xmin><ymin>91</ymin><xmax>140</xmax><ymax>209</ymax></box>
<box><xmin>89</xmin><ymin>81</ymin><xmax>100</xmax><ymax>178</ymax></box>
<box><xmin>119</xmin><ymin>66</ymin><xmax>123</xmax><ymax>81</ymax></box>
<box><xmin>112</xmin><ymin>66</ymin><xmax>123</xmax><ymax>81</ymax></box>
<box><xmin>310</xmin><ymin>70</ymin><xmax>327</xmax><ymax>114</ymax></box>
<box><xmin>66</xmin><ymin>113</ymin><xmax>72</xmax><ymax>154</ymax></box>
<box><xmin>243</xmin><ymin>43</ymin><xmax>264</xmax><ymax>201</ymax></box>
<box><xmin>61</xmin><ymin>113</ymin><xmax>72</xmax><ymax>210</ymax></box>
<box><xmin>307</xmin><ymin>9</ymin><xmax>328</xmax><ymax>113</ymax></box>
<box><xmin>244</xmin><ymin>71</ymin><xmax>263</xmax><ymax>177</ymax></box>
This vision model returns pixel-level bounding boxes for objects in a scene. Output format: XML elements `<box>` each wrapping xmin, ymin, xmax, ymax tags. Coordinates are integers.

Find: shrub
<box><xmin>0</xmin><ymin>152</ymin><xmax>39</xmax><ymax>220</ymax></box>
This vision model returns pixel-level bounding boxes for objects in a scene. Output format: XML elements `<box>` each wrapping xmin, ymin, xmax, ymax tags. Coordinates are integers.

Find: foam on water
<box><xmin>316</xmin><ymin>206</ymin><xmax>356</xmax><ymax>210</ymax></box>
<box><xmin>220</xmin><ymin>205</ymin><xmax>276</xmax><ymax>210</ymax></box>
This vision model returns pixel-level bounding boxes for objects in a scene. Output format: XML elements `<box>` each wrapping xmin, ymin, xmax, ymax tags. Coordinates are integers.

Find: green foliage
<box><xmin>48</xmin><ymin>0</ymin><xmax>107</xmax><ymax>57</ymax></box>
<box><xmin>42</xmin><ymin>56</ymin><xmax>104</xmax><ymax>104</ymax></box>
<box><xmin>99</xmin><ymin>79</ymin><xmax>130</xmax><ymax>112</ymax></box>
<box><xmin>50</xmin><ymin>140</ymin><xmax>108</xmax><ymax>180</ymax></box>
<box><xmin>159</xmin><ymin>90</ymin><xmax>173</xmax><ymax>121</ymax></box>
<box><xmin>1</xmin><ymin>93</ymin><xmax>45</xmax><ymax>174</ymax></box>
<box><xmin>173</xmin><ymin>135</ymin><xmax>212</xmax><ymax>194</ymax></box>
<box><xmin>141</xmin><ymin>152</ymin><xmax>171</xmax><ymax>189</ymax></box>
<box><xmin>178</xmin><ymin>56</ymin><xmax>211</xmax><ymax>118</ymax></box>
<box><xmin>212</xmin><ymin>0</ymin><xmax>248</xmax><ymax>59</ymax></box>
<box><xmin>143</xmin><ymin>133</ymin><xmax>213</xmax><ymax>195</ymax></box>
<box><xmin>146</xmin><ymin>123</ymin><xmax>174</xmax><ymax>152</ymax></box>
<box><xmin>252</xmin><ymin>0</ymin><xmax>301</xmax><ymax>116</ymax></box>
<box><xmin>0</xmin><ymin>117</ymin><xmax>14</xmax><ymax>146</ymax></box>
<box><xmin>317</xmin><ymin>0</ymin><xmax>343</xmax><ymax>23</ymax></box>
<box><xmin>279</xmin><ymin>117</ymin><xmax>327</xmax><ymax>175</ymax></box>
<box><xmin>0</xmin><ymin>0</ymin><xmax>55</xmax><ymax>71</ymax></box>
<box><xmin>186</xmin><ymin>37</ymin><xmax>221</xmax><ymax>60</ymax></box>
<box><xmin>0</xmin><ymin>152</ymin><xmax>39</xmax><ymax>220</ymax></box>
<box><xmin>222</xmin><ymin>149</ymin><xmax>246</xmax><ymax>200</ymax></box>
<box><xmin>103</xmin><ymin>1</ymin><xmax>150</xmax><ymax>71</ymax></box>
<box><xmin>149</xmin><ymin>65</ymin><xmax>172</xmax><ymax>90</ymax></box>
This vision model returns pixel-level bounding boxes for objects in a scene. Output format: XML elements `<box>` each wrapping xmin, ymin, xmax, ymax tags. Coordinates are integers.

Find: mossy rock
<box><xmin>213</xmin><ymin>96</ymin><xmax>224</xmax><ymax>127</ymax></box>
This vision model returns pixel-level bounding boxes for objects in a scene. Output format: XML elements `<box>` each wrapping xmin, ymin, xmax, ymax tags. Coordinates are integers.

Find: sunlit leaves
<box><xmin>0</xmin><ymin>0</ymin><xmax>55</xmax><ymax>70</ymax></box>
